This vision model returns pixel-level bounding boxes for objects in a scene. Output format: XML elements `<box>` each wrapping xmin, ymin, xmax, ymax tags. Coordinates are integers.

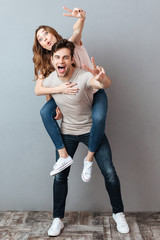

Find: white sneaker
<box><xmin>50</xmin><ymin>156</ymin><xmax>73</xmax><ymax>176</ymax></box>
<box><xmin>48</xmin><ymin>218</ymin><xmax>64</xmax><ymax>237</ymax></box>
<box><xmin>81</xmin><ymin>158</ymin><xmax>93</xmax><ymax>182</ymax></box>
<box><xmin>113</xmin><ymin>212</ymin><xmax>129</xmax><ymax>234</ymax></box>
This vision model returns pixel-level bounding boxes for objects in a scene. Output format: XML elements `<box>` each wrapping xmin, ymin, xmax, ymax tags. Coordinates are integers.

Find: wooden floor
<box><xmin>0</xmin><ymin>211</ymin><xmax>160</xmax><ymax>240</ymax></box>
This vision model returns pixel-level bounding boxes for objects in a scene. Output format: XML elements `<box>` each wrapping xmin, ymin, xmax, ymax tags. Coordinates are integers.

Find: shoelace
<box><xmin>84</xmin><ymin>164</ymin><xmax>92</xmax><ymax>175</ymax></box>
<box><xmin>53</xmin><ymin>159</ymin><xmax>63</xmax><ymax>169</ymax></box>
<box><xmin>85</xmin><ymin>163</ymin><xmax>92</xmax><ymax>168</ymax></box>
<box><xmin>51</xmin><ymin>218</ymin><xmax>60</xmax><ymax>228</ymax></box>
<box><xmin>117</xmin><ymin>214</ymin><xmax>127</xmax><ymax>226</ymax></box>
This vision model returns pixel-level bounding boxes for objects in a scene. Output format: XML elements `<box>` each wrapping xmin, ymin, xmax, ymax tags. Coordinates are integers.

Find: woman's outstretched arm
<box><xmin>63</xmin><ymin>6</ymin><xmax>86</xmax><ymax>45</ymax></box>
<box><xmin>35</xmin><ymin>6</ymin><xmax>85</xmax><ymax>97</ymax></box>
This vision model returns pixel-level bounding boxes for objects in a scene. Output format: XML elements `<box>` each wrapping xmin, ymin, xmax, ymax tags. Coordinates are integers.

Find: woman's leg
<box><xmin>81</xmin><ymin>90</ymin><xmax>108</xmax><ymax>181</ymax></box>
<box><xmin>40</xmin><ymin>98</ymin><xmax>64</xmax><ymax>150</ymax></box>
<box><xmin>40</xmin><ymin>98</ymin><xmax>73</xmax><ymax>175</ymax></box>
<box><xmin>89</xmin><ymin>89</ymin><xmax>108</xmax><ymax>153</ymax></box>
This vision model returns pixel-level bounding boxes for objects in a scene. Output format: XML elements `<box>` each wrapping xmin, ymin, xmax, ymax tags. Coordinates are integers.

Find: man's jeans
<box><xmin>53</xmin><ymin>133</ymin><xmax>124</xmax><ymax>218</ymax></box>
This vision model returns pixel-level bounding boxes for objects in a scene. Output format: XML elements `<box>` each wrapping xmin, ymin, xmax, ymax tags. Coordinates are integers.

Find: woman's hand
<box><xmin>57</xmin><ymin>82</ymin><xmax>79</xmax><ymax>95</ymax></box>
<box><xmin>63</xmin><ymin>6</ymin><xmax>86</xmax><ymax>20</ymax></box>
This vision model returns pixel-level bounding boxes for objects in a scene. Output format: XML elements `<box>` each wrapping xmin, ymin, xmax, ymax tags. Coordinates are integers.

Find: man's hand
<box><xmin>90</xmin><ymin>65</ymin><xmax>111</xmax><ymax>89</ymax></box>
<box><xmin>63</xmin><ymin>6</ymin><xmax>86</xmax><ymax>20</ymax></box>
<box><xmin>87</xmin><ymin>58</ymin><xmax>111</xmax><ymax>89</ymax></box>
<box><xmin>57</xmin><ymin>82</ymin><xmax>79</xmax><ymax>95</ymax></box>
<box><xmin>54</xmin><ymin>107</ymin><xmax>63</xmax><ymax>120</ymax></box>
<box><xmin>94</xmin><ymin>66</ymin><xmax>106</xmax><ymax>83</ymax></box>
<box><xmin>82</xmin><ymin>57</ymin><xmax>100</xmax><ymax>76</ymax></box>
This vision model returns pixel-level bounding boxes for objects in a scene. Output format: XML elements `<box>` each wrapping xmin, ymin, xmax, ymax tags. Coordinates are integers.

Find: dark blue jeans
<box><xmin>53</xmin><ymin>133</ymin><xmax>124</xmax><ymax>218</ymax></box>
<box><xmin>40</xmin><ymin>89</ymin><xmax>108</xmax><ymax>152</ymax></box>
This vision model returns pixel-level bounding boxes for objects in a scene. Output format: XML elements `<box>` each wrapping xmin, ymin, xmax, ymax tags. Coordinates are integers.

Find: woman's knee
<box><xmin>92</xmin><ymin>94</ymin><xmax>108</xmax><ymax>125</ymax></box>
<box><xmin>40</xmin><ymin>105</ymin><xmax>48</xmax><ymax>119</ymax></box>
<box><xmin>92</xmin><ymin>112</ymin><xmax>106</xmax><ymax>126</ymax></box>
<box><xmin>40</xmin><ymin>99</ymin><xmax>57</xmax><ymax>120</ymax></box>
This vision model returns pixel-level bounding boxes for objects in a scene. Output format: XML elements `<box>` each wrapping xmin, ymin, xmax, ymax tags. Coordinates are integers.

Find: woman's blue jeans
<box><xmin>53</xmin><ymin>133</ymin><xmax>124</xmax><ymax>218</ymax></box>
<box><xmin>40</xmin><ymin>89</ymin><xmax>108</xmax><ymax>152</ymax></box>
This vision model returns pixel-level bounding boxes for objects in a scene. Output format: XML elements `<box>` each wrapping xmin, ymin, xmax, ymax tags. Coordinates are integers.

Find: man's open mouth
<box><xmin>58</xmin><ymin>66</ymin><xmax>66</xmax><ymax>73</ymax></box>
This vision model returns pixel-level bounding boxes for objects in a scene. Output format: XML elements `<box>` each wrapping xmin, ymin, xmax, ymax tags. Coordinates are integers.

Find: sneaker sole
<box><xmin>50</xmin><ymin>159</ymin><xmax>73</xmax><ymax>176</ymax></box>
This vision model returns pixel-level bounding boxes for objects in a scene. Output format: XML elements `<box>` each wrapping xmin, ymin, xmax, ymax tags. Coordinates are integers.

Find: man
<box><xmin>43</xmin><ymin>39</ymin><xmax>129</xmax><ymax>237</ymax></box>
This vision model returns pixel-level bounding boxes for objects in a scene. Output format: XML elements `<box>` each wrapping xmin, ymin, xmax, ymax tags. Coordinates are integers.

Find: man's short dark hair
<box><xmin>51</xmin><ymin>39</ymin><xmax>75</xmax><ymax>58</ymax></box>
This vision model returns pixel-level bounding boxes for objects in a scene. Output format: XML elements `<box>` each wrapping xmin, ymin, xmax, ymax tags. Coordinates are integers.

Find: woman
<box><xmin>33</xmin><ymin>6</ymin><xmax>108</xmax><ymax>182</ymax></box>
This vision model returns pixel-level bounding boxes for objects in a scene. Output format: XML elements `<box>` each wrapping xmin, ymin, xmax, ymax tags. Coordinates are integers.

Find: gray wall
<box><xmin>0</xmin><ymin>0</ymin><xmax>160</xmax><ymax>212</ymax></box>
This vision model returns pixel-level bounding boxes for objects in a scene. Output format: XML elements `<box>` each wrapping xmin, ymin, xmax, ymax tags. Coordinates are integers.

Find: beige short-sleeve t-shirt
<box><xmin>43</xmin><ymin>68</ymin><xmax>97</xmax><ymax>135</ymax></box>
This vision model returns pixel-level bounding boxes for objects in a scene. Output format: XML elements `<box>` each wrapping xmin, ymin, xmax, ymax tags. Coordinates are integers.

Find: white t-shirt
<box><xmin>43</xmin><ymin>68</ymin><xmax>97</xmax><ymax>135</ymax></box>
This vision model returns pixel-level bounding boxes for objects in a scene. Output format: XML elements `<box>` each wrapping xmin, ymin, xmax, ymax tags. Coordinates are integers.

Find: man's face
<box><xmin>52</xmin><ymin>48</ymin><xmax>74</xmax><ymax>78</ymax></box>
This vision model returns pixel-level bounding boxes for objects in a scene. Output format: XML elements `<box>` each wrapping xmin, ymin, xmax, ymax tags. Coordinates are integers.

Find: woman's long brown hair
<box><xmin>32</xmin><ymin>25</ymin><xmax>62</xmax><ymax>80</ymax></box>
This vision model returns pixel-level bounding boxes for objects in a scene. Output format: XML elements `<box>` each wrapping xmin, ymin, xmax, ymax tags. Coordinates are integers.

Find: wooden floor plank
<box><xmin>78</xmin><ymin>212</ymin><xmax>93</xmax><ymax>225</ymax></box>
<box><xmin>0</xmin><ymin>211</ymin><xmax>159</xmax><ymax>240</ymax></box>
<box><xmin>103</xmin><ymin>216</ymin><xmax>111</xmax><ymax>240</ymax></box>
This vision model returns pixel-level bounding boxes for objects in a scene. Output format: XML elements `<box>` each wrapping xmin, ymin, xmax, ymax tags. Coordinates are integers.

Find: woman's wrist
<box><xmin>54</xmin><ymin>85</ymin><xmax>61</xmax><ymax>94</ymax></box>
<box><xmin>79</xmin><ymin>12</ymin><xmax>86</xmax><ymax>21</ymax></box>
<box><xmin>79</xmin><ymin>17</ymin><xmax>85</xmax><ymax>21</ymax></box>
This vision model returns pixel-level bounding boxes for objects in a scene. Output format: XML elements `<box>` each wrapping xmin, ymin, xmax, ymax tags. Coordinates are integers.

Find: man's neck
<box><xmin>59</xmin><ymin>66</ymin><xmax>75</xmax><ymax>82</ymax></box>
